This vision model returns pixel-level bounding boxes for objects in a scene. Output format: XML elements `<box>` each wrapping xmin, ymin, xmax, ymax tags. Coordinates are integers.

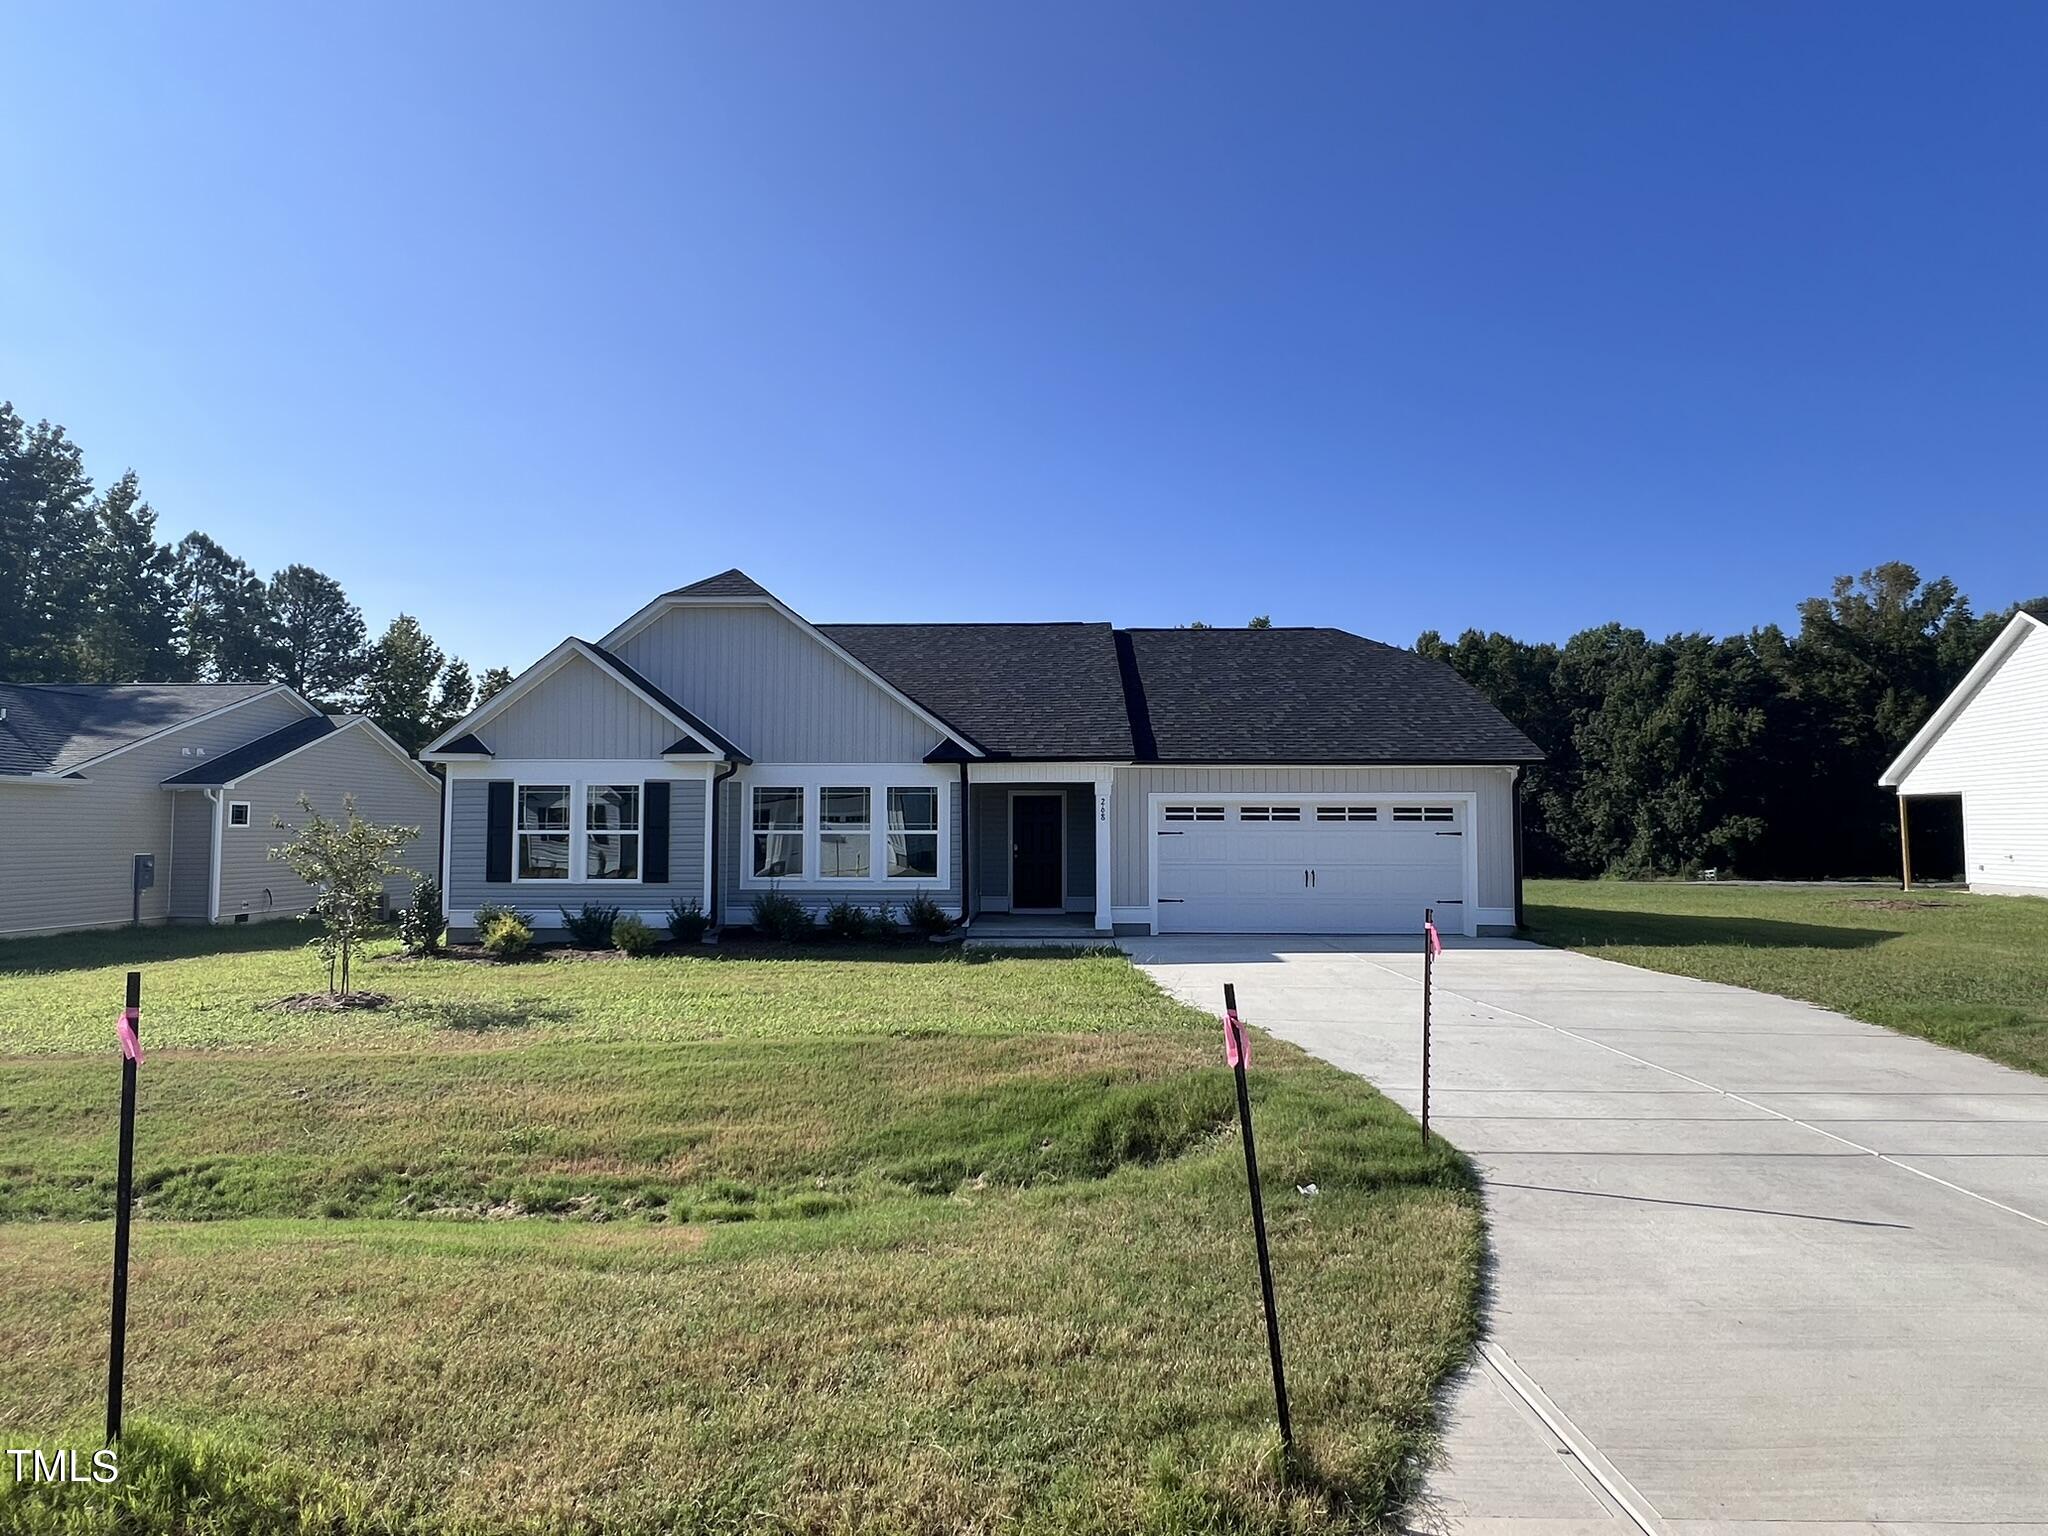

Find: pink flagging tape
<box><xmin>1224</xmin><ymin>1009</ymin><xmax>1247</xmax><ymax>1069</ymax></box>
<box><xmin>116</xmin><ymin>1006</ymin><xmax>143</xmax><ymax>1066</ymax></box>
<box><xmin>1425</xmin><ymin>921</ymin><xmax>1443</xmax><ymax>959</ymax></box>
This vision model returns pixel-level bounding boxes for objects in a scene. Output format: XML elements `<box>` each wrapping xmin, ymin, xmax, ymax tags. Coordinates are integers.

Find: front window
<box><xmin>819</xmin><ymin>787</ymin><xmax>871</xmax><ymax>878</ymax></box>
<box><xmin>584</xmin><ymin>784</ymin><xmax>640</xmax><ymax>881</ymax></box>
<box><xmin>752</xmin><ymin>787</ymin><xmax>804</xmax><ymax>878</ymax></box>
<box><xmin>517</xmin><ymin>785</ymin><xmax>571</xmax><ymax>880</ymax></box>
<box><xmin>887</xmin><ymin>787</ymin><xmax>939</xmax><ymax>878</ymax></box>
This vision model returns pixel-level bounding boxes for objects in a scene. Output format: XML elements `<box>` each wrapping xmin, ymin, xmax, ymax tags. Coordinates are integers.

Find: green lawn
<box><xmin>0</xmin><ymin>926</ymin><xmax>1479</xmax><ymax>1534</ymax></box>
<box><xmin>1525</xmin><ymin>879</ymin><xmax>2048</xmax><ymax>1076</ymax></box>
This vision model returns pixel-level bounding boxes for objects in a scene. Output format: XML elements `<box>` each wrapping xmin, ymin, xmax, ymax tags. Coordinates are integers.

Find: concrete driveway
<box><xmin>1123</xmin><ymin>935</ymin><xmax>2048</xmax><ymax>1535</ymax></box>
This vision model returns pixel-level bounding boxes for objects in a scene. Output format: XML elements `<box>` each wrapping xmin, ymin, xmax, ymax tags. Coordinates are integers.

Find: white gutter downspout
<box><xmin>205</xmin><ymin>789</ymin><xmax>224</xmax><ymax>924</ymax></box>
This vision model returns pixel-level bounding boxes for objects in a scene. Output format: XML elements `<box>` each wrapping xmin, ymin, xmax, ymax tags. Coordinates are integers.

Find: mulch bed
<box><xmin>272</xmin><ymin>991</ymin><xmax>395</xmax><ymax>1012</ymax></box>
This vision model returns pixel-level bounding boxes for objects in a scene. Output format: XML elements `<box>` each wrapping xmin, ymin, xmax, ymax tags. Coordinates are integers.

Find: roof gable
<box><xmin>1881</xmin><ymin>611</ymin><xmax>2048</xmax><ymax>787</ymax></box>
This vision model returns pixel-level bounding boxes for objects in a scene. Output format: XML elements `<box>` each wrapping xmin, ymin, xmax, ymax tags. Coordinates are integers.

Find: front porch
<box><xmin>963</xmin><ymin>769</ymin><xmax>1114</xmax><ymax>933</ymax></box>
<box><xmin>960</xmin><ymin>911</ymin><xmax>1106</xmax><ymax>949</ymax></box>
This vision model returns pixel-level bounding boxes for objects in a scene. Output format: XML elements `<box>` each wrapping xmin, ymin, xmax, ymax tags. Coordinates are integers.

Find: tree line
<box><xmin>1418</xmin><ymin>565</ymin><xmax>2048</xmax><ymax>880</ymax></box>
<box><xmin>0</xmin><ymin>404</ymin><xmax>512</xmax><ymax>752</ymax></box>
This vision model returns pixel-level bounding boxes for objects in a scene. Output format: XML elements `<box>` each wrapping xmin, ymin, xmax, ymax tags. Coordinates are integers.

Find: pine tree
<box><xmin>359</xmin><ymin>614</ymin><xmax>466</xmax><ymax>753</ymax></box>
<box><xmin>476</xmin><ymin>666</ymin><xmax>514</xmax><ymax>705</ymax></box>
<box><xmin>0</xmin><ymin>404</ymin><xmax>96</xmax><ymax>678</ymax></box>
<box><xmin>75</xmin><ymin>472</ymin><xmax>182</xmax><ymax>682</ymax></box>
<box><xmin>269</xmin><ymin>564</ymin><xmax>368</xmax><ymax>706</ymax></box>
<box><xmin>176</xmin><ymin>532</ymin><xmax>280</xmax><ymax>681</ymax></box>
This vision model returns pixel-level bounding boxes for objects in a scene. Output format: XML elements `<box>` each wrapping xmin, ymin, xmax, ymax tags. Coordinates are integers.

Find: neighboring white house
<box><xmin>1880</xmin><ymin>611</ymin><xmax>2048</xmax><ymax>896</ymax></box>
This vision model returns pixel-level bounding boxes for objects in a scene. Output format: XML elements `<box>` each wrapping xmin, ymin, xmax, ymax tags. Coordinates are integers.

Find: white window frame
<box><xmin>582</xmin><ymin>782</ymin><xmax>644</xmax><ymax>885</ymax></box>
<box><xmin>513</xmin><ymin>782</ymin><xmax>576</xmax><ymax>885</ymax></box>
<box><xmin>886</xmin><ymin>785</ymin><xmax>943</xmax><ymax>883</ymax></box>
<box><xmin>751</xmin><ymin>785</ymin><xmax>808</xmax><ymax>881</ymax></box>
<box><xmin>227</xmin><ymin>800</ymin><xmax>251</xmax><ymax>828</ymax></box>
<box><xmin>738</xmin><ymin>765</ymin><xmax>953</xmax><ymax>891</ymax></box>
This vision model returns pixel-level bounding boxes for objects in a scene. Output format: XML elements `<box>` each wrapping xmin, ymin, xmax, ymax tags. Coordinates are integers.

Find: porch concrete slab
<box><xmin>1126</xmin><ymin>936</ymin><xmax>2048</xmax><ymax>1532</ymax></box>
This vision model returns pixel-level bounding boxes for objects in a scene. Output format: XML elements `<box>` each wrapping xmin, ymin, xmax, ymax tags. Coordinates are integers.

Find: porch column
<box><xmin>1093</xmin><ymin>772</ymin><xmax>1113</xmax><ymax>932</ymax></box>
<box><xmin>1898</xmin><ymin>794</ymin><xmax>1913</xmax><ymax>892</ymax></box>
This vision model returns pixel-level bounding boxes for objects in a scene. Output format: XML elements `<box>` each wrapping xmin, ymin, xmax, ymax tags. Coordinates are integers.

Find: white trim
<box><xmin>227</xmin><ymin>800</ymin><xmax>252</xmax><ymax>828</ymax></box>
<box><xmin>596</xmin><ymin>590</ymin><xmax>983</xmax><ymax>758</ymax></box>
<box><xmin>1007</xmin><ymin>788</ymin><xmax>1066</xmax><ymax>914</ymax></box>
<box><xmin>206</xmin><ymin>789</ymin><xmax>224</xmax><ymax>924</ymax></box>
<box><xmin>53</xmin><ymin>685</ymin><xmax>317</xmax><ymax>776</ymax></box>
<box><xmin>439</xmin><ymin>764</ymin><xmax>453</xmax><ymax>903</ymax></box>
<box><xmin>701</xmin><ymin>775</ymin><xmax>715</xmax><ymax>918</ymax></box>
<box><xmin>420</xmin><ymin>638</ymin><xmax>744</xmax><ymax>761</ymax></box>
<box><xmin>1880</xmin><ymin>611</ymin><xmax>2048</xmax><ymax>787</ymax></box>
<box><xmin>1093</xmin><ymin>772</ymin><xmax>1113</xmax><ymax>933</ymax></box>
<box><xmin>735</xmin><ymin>763</ymin><xmax>954</xmax><ymax>892</ymax></box>
<box><xmin>1143</xmin><ymin>790</ymin><xmax>1480</xmax><ymax>938</ymax></box>
<box><xmin>509</xmin><ymin>778</ymin><xmax>647</xmax><ymax>887</ymax></box>
<box><xmin>967</xmin><ymin>761</ymin><xmax>1122</xmax><ymax>783</ymax></box>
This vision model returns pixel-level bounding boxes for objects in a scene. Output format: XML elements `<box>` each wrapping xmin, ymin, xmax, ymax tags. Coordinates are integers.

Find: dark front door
<box><xmin>1012</xmin><ymin>794</ymin><xmax>1063</xmax><ymax>911</ymax></box>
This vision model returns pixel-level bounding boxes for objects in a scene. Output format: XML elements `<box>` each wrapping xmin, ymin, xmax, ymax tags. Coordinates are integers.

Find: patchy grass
<box><xmin>0</xmin><ymin>928</ymin><xmax>1479</xmax><ymax>1534</ymax></box>
<box><xmin>1526</xmin><ymin>879</ymin><xmax>2048</xmax><ymax>1075</ymax></box>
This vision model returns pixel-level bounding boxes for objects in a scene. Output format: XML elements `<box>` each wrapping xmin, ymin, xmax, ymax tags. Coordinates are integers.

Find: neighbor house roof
<box><xmin>819</xmin><ymin>624</ymin><xmax>1135</xmax><ymax>761</ymax></box>
<box><xmin>1117</xmin><ymin>628</ymin><xmax>1543</xmax><ymax>764</ymax></box>
<box><xmin>1880</xmin><ymin>609</ymin><xmax>2048</xmax><ymax>787</ymax></box>
<box><xmin>0</xmin><ymin>682</ymin><xmax>289</xmax><ymax>777</ymax></box>
<box><xmin>159</xmin><ymin>714</ymin><xmax>338</xmax><ymax>785</ymax></box>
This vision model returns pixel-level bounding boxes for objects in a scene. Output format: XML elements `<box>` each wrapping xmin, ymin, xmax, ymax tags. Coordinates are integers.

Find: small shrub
<box><xmin>471</xmin><ymin>901</ymin><xmax>518</xmax><ymax>932</ymax></box>
<box><xmin>480</xmin><ymin>910</ymin><xmax>534</xmax><ymax>959</ymax></box>
<box><xmin>560</xmin><ymin>903</ymin><xmax>621</xmax><ymax>948</ymax></box>
<box><xmin>667</xmin><ymin>899</ymin><xmax>708</xmax><ymax>944</ymax></box>
<box><xmin>612</xmin><ymin>914</ymin><xmax>659</xmax><ymax>955</ymax></box>
<box><xmin>823</xmin><ymin>898</ymin><xmax>873</xmax><ymax>941</ymax></box>
<box><xmin>396</xmin><ymin>879</ymin><xmax>444</xmax><ymax>956</ymax></box>
<box><xmin>867</xmin><ymin>903</ymin><xmax>899</xmax><ymax>939</ymax></box>
<box><xmin>901</xmin><ymin>890</ymin><xmax>951</xmax><ymax>938</ymax></box>
<box><xmin>750</xmin><ymin>889</ymin><xmax>812</xmax><ymax>943</ymax></box>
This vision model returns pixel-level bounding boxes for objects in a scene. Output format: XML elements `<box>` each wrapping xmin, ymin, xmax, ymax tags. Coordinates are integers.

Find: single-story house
<box><xmin>1880</xmin><ymin>609</ymin><xmax>2048</xmax><ymax>896</ymax></box>
<box><xmin>0</xmin><ymin>682</ymin><xmax>441</xmax><ymax>937</ymax></box>
<box><xmin>422</xmin><ymin>570</ymin><xmax>1541</xmax><ymax>940</ymax></box>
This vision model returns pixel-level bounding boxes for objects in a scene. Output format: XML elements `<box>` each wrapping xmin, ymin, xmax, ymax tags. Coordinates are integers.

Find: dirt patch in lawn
<box><xmin>272</xmin><ymin>991</ymin><xmax>394</xmax><ymax>1012</ymax></box>
<box><xmin>1839</xmin><ymin>898</ymin><xmax>1958</xmax><ymax>912</ymax></box>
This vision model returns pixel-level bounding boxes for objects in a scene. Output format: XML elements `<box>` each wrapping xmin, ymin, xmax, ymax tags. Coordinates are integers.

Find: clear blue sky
<box><xmin>4</xmin><ymin>3</ymin><xmax>2043</xmax><ymax>673</ymax></box>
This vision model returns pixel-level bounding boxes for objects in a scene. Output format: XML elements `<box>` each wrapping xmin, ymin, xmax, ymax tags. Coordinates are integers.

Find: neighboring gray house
<box><xmin>0</xmin><ymin>682</ymin><xmax>440</xmax><ymax>937</ymax></box>
<box><xmin>423</xmin><ymin>571</ymin><xmax>1541</xmax><ymax>940</ymax></box>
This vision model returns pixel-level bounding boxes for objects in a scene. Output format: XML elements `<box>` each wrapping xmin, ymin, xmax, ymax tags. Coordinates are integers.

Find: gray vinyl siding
<box><xmin>968</xmin><ymin>784</ymin><xmax>1094</xmax><ymax>914</ymax></box>
<box><xmin>447</xmin><ymin>776</ymin><xmax>707</xmax><ymax>929</ymax></box>
<box><xmin>1109</xmin><ymin>764</ymin><xmax>1519</xmax><ymax>917</ymax></box>
<box><xmin>617</xmin><ymin>604</ymin><xmax>943</xmax><ymax>763</ymax></box>
<box><xmin>218</xmin><ymin>728</ymin><xmax>442</xmax><ymax>923</ymax></box>
<box><xmin>0</xmin><ymin>691</ymin><xmax>310</xmax><ymax>938</ymax></box>
<box><xmin>167</xmin><ymin>792</ymin><xmax>213</xmax><ymax>919</ymax></box>
<box><xmin>483</xmin><ymin>653</ymin><xmax>683</xmax><ymax>758</ymax></box>
<box><xmin>719</xmin><ymin>779</ymin><xmax>962</xmax><ymax>925</ymax></box>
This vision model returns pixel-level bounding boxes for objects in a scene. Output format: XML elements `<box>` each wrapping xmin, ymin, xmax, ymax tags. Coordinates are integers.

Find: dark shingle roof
<box><xmin>160</xmin><ymin>714</ymin><xmax>340</xmax><ymax>786</ymax></box>
<box><xmin>820</xmin><ymin>624</ymin><xmax>1134</xmax><ymax>760</ymax></box>
<box><xmin>1118</xmin><ymin>628</ymin><xmax>1542</xmax><ymax>764</ymax></box>
<box><xmin>580</xmin><ymin>641</ymin><xmax>752</xmax><ymax>762</ymax></box>
<box><xmin>664</xmin><ymin>568</ymin><xmax>772</xmax><ymax>600</ymax></box>
<box><xmin>438</xmin><ymin>733</ymin><xmax>492</xmax><ymax>756</ymax></box>
<box><xmin>0</xmin><ymin>682</ymin><xmax>283</xmax><ymax>776</ymax></box>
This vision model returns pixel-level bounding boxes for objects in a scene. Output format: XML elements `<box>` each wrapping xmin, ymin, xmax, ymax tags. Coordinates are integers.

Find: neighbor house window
<box><xmin>228</xmin><ymin>801</ymin><xmax>251</xmax><ymax>827</ymax></box>
<box><xmin>886</xmin><ymin>787</ymin><xmax>939</xmax><ymax>878</ymax></box>
<box><xmin>819</xmin><ymin>787</ymin><xmax>871</xmax><ymax>879</ymax></box>
<box><xmin>584</xmin><ymin>784</ymin><xmax>640</xmax><ymax>881</ymax></box>
<box><xmin>517</xmin><ymin>785</ymin><xmax>571</xmax><ymax>879</ymax></box>
<box><xmin>752</xmin><ymin>787</ymin><xmax>804</xmax><ymax>878</ymax></box>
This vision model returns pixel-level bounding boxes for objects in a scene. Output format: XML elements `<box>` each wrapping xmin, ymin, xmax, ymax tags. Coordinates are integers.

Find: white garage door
<box><xmin>1154</xmin><ymin>799</ymin><xmax>1467</xmax><ymax>934</ymax></box>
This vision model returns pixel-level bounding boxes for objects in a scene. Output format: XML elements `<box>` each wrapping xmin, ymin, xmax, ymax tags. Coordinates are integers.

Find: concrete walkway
<box><xmin>1123</xmin><ymin>935</ymin><xmax>2048</xmax><ymax>1536</ymax></box>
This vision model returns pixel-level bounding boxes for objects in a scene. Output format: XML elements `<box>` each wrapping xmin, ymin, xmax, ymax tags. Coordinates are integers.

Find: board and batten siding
<box><xmin>1896</xmin><ymin>620</ymin><xmax>2048</xmax><ymax>895</ymax></box>
<box><xmin>218</xmin><ymin>728</ymin><xmax>441</xmax><ymax>923</ymax></box>
<box><xmin>719</xmin><ymin>777</ymin><xmax>962</xmax><ymax>923</ymax></box>
<box><xmin>1108</xmin><ymin>764</ymin><xmax>1521</xmax><ymax>926</ymax></box>
<box><xmin>446</xmin><ymin>776</ymin><xmax>707</xmax><ymax>928</ymax></box>
<box><xmin>0</xmin><ymin>690</ymin><xmax>312</xmax><ymax>938</ymax></box>
<box><xmin>969</xmin><ymin>784</ymin><xmax>1094</xmax><ymax>913</ymax></box>
<box><xmin>483</xmin><ymin>653</ymin><xmax>685</xmax><ymax>759</ymax></box>
<box><xmin>616</xmin><ymin>604</ymin><xmax>943</xmax><ymax>763</ymax></box>
<box><xmin>167</xmin><ymin>792</ymin><xmax>213</xmax><ymax>919</ymax></box>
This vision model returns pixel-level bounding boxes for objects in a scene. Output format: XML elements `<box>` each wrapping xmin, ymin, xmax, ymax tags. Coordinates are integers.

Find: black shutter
<box><xmin>486</xmin><ymin>781</ymin><xmax>514</xmax><ymax>884</ymax></box>
<box><xmin>643</xmin><ymin>781</ymin><xmax>670</xmax><ymax>883</ymax></box>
